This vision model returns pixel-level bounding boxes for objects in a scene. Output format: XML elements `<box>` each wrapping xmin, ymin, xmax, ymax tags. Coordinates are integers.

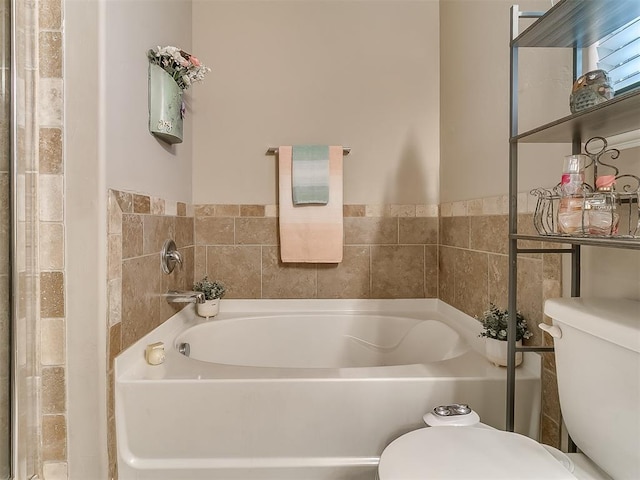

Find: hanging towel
<box><xmin>292</xmin><ymin>145</ymin><xmax>330</xmax><ymax>205</ymax></box>
<box><xmin>278</xmin><ymin>145</ymin><xmax>343</xmax><ymax>263</ymax></box>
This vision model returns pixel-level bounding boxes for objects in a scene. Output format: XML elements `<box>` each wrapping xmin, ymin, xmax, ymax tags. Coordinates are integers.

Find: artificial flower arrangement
<box><xmin>147</xmin><ymin>45</ymin><xmax>211</xmax><ymax>92</ymax></box>
<box><xmin>478</xmin><ymin>303</ymin><xmax>532</xmax><ymax>342</ymax></box>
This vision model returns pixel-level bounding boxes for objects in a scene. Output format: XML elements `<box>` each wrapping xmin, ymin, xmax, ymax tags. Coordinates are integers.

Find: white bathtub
<box><xmin>116</xmin><ymin>299</ymin><xmax>541</xmax><ymax>480</ymax></box>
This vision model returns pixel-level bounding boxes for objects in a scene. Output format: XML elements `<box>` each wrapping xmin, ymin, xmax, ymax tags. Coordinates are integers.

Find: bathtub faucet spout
<box><xmin>164</xmin><ymin>290</ymin><xmax>206</xmax><ymax>304</ymax></box>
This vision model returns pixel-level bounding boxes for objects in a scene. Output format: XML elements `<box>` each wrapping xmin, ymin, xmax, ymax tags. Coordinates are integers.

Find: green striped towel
<box><xmin>292</xmin><ymin>145</ymin><xmax>330</xmax><ymax>205</ymax></box>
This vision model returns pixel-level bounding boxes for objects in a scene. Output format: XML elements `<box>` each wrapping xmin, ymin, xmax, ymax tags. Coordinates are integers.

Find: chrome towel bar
<box><xmin>266</xmin><ymin>147</ymin><xmax>351</xmax><ymax>156</ymax></box>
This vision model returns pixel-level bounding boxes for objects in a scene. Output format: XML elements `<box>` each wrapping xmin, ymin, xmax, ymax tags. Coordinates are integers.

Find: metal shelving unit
<box><xmin>508</xmin><ymin>0</ymin><xmax>640</xmax><ymax>434</ymax></box>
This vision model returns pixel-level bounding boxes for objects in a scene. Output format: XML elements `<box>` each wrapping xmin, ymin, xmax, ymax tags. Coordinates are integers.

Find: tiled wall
<box><xmin>194</xmin><ymin>204</ymin><xmax>439</xmax><ymax>299</ymax></box>
<box><xmin>0</xmin><ymin>0</ymin><xmax>10</xmax><ymax>475</ymax></box>
<box><xmin>439</xmin><ymin>195</ymin><xmax>562</xmax><ymax>447</ymax></box>
<box><xmin>14</xmin><ymin>0</ymin><xmax>67</xmax><ymax>478</ymax></box>
<box><xmin>106</xmin><ymin>189</ymin><xmax>194</xmax><ymax>479</ymax></box>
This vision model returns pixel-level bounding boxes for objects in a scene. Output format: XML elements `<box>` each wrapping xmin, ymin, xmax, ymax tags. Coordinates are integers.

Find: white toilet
<box><xmin>378</xmin><ymin>297</ymin><xmax>640</xmax><ymax>479</ymax></box>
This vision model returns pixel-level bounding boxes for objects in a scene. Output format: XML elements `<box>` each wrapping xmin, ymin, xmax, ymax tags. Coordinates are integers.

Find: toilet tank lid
<box><xmin>544</xmin><ymin>298</ymin><xmax>640</xmax><ymax>354</ymax></box>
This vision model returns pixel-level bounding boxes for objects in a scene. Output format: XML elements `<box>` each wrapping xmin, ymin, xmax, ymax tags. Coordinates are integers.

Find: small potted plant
<box><xmin>478</xmin><ymin>303</ymin><xmax>532</xmax><ymax>367</ymax></box>
<box><xmin>193</xmin><ymin>276</ymin><xmax>226</xmax><ymax>318</ymax></box>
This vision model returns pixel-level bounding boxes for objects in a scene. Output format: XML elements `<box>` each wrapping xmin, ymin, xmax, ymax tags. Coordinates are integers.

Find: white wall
<box><xmin>64</xmin><ymin>0</ymin><xmax>194</xmax><ymax>476</ymax></box>
<box><xmin>104</xmin><ymin>0</ymin><xmax>193</xmax><ymax>204</ymax></box>
<box><xmin>192</xmin><ymin>0</ymin><xmax>440</xmax><ymax>205</ymax></box>
<box><xmin>65</xmin><ymin>0</ymin><xmax>108</xmax><ymax>477</ymax></box>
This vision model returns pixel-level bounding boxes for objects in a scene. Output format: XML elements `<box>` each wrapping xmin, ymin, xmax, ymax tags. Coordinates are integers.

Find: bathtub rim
<box><xmin>115</xmin><ymin>299</ymin><xmax>541</xmax><ymax>381</ymax></box>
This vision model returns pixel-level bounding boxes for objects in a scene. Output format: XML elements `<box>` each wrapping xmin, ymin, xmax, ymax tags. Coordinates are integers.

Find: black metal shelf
<box><xmin>512</xmin><ymin>0</ymin><xmax>640</xmax><ymax>48</ymax></box>
<box><xmin>513</xmin><ymin>234</ymin><xmax>640</xmax><ymax>250</ymax></box>
<box><xmin>507</xmin><ymin>0</ymin><xmax>640</xmax><ymax>434</ymax></box>
<box><xmin>511</xmin><ymin>89</ymin><xmax>640</xmax><ymax>144</ymax></box>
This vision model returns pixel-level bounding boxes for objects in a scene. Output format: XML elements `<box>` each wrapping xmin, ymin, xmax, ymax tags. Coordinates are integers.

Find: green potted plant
<box><xmin>193</xmin><ymin>276</ymin><xmax>226</xmax><ymax>318</ymax></box>
<box><xmin>478</xmin><ymin>303</ymin><xmax>532</xmax><ymax>367</ymax></box>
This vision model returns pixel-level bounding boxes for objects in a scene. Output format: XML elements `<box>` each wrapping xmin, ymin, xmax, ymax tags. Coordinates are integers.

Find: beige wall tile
<box><xmin>540</xmin><ymin>413</ymin><xmax>561</xmax><ymax>448</ymax></box>
<box><xmin>175</xmin><ymin>216</ymin><xmax>194</xmax><ymax>248</ymax></box>
<box><xmin>265</xmin><ymin>205</ymin><xmax>278</xmax><ymax>217</ymax></box>
<box><xmin>42</xmin><ymin>415</ymin><xmax>67</xmax><ymax>462</ymax></box>
<box><xmin>121</xmin><ymin>255</ymin><xmax>161</xmax><ymax>349</ymax></box>
<box><xmin>142</xmin><ymin>215</ymin><xmax>175</xmax><ymax>255</ymax></box>
<box><xmin>108</xmin><ymin>190</ymin><xmax>122</xmax><ymax>235</ymax></box>
<box><xmin>121</xmin><ymin>214</ymin><xmax>143</xmax><ymax>259</ymax></box>
<box><xmin>387</xmin><ymin>205</ymin><xmax>415</xmax><ymax>217</ymax></box>
<box><xmin>41</xmin><ymin>318</ymin><xmax>65</xmax><ymax>366</ymax></box>
<box><xmin>470</xmin><ymin>215</ymin><xmax>508</xmax><ymax>254</ymax></box>
<box><xmin>438</xmin><ymin>246</ymin><xmax>455</xmax><ymax>306</ymax></box>
<box><xmin>488</xmin><ymin>254</ymin><xmax>508</xmax><ymax>308</ymax></box>
<box><xmin>39</xmin><ymin>128</ymin><xmax>62</xmax><ymax>174</ymax></box>
<box><xmin>38</xmin><ymin>0</ymin><xmax>62</xmax><ymax>30</ymax></box>
<box><xmin>42</xmin><ymin>462</ymin><xmax>68</xmax><ymax>480</ymax></box>
<box><xmin>240</xmin><ymin>205</ymin><xmax>265</xmax><ymax>217</ymax></box>
<box><xmin>39</xmin><ymin>223</ymin><xmax>64</xmax><ymax>270</ymax></box>
<box><xmin>416</xmin><ymin>204</ymin><xmax>438</xmax><ymax>217</ymax></box>
<box><xmin>451</xmin><ymin>201</ymin><xmax>467</xmax><ymax>217</ymax></box>
<box><xmin>195</xmin><ymin>217</ymin><xmax>234</xmax><ymax>245</ymax></box>
<box><xmin>317</xmin><ymin>246</ymin><xmax>370</xmax><ymax>298</ymax></box>
<box><xmin>39</xmin><ymin>31</ymin><xmax>62</xmax><ymax>78</ymax></box>
<box><xmin>42</xmin><ymin>366</ymin><xmax>65</xmax><ymax>414</ymax></box>
<box><xmin>425</xmin><ymin>245</ymin><xmax>438</xmax><ymax>298</ymax></box>
<box><xmin>38</xmin><ymin>78</ymin><xmax>63</xmax><ymax>126</ymax></box>
<box><xmin>215</xmin><ymin>204</ymin><xmax>240</xmax><ymax>217</ymax></box>
<box><xmin>541</xmin><ymin>368</ymin><xmax>561</xmax><ymax>424</ymax></box>
<box><xmin>235</xmin><ymin>217</ymin><xmax>278</xmax><ymax>245</ymax></box>
<box><xmin>39</xmin><ymin>175</ymin><xmax>63</xmax><ymax>222</ymax></box>
<box><xmin>454</xmin><ymin>250</ymin><xmax>488</xmax><ymax>318</ymax></box>
<box><xmin>133</xmin><ymin>194</ymin><xmax>151</xmax><ymax>214</ymax></box>
<box><xmin>151</xmin><ymin>197</ymin><xmax>165</xmax><ymax>215</ymax></box>
<box><xmin>107</xmin><ymin>323</ymin><xmax>122</xmax><ymax>369</ymax></box>
<box><xmin>399</xmin><ymin>217</ymin><xmax>438</xmax><ymax>244</ymax></box>
<box><xmin>194</xmin><ymin>246</ymin><xmax>207</xmax><ymax>282</ymax></box>
<box><xmin>371</xmin><ymin>245</ymin><xmax>424</xmax><ymax>298</ymax></box>
<box><xmin>344</xmin><ymin>217</ymin><xmax>397</xmax><ymax>245</ymax></box>
<box><xmin>206</xmin><ymin>245</ymin><xmax>262</xmax><ymax>298</ymax></box>
<box><xmin>40</xmin><ymin>271</ymin><xmax>64</xmax><ymax>317</ymax></box>
<box><xmin>176</xmin><ymin>202</ymin><xmax>187</xmax><ymax>217</ymax></box>
<box><xmin>107</xmin><ymin>278</ymin><xmax>121</xmax><ymax>327</ymax></box>
<box><xmin>107</xmin><ymin>234</ymin><xmax>122</xmax><ymax>282</ymax></box>
<box><xmin>262</xmin><ymin>246</ymin><xmax>317</xmax><ymax>298</ymax></box>
<box><xmin>114</xmin><ymin>190</ymin><xmax>133</xmax><ymax>213</ymax></box>
<box><xmin>439</xmin><ymin>216</ymin><xmax>469</xmax><ymax>248</ymax></box>
<box><xmin>343</xmin><ymin>204</ymin><xmax>365</xmax><ymax>217</ymax></box>
<box><xmin>194</xmin><ymin>204</ymin><xmax>215</xmax><ymax>217</ymax></box>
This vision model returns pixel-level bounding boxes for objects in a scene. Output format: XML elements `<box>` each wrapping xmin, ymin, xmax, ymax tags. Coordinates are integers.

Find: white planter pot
<box><xmin>485</xmin><ymin>338</ymin><xmax>523</xmax><ymax>367</ymax></box>
<box><xmin>196</xmin><ymin>299</ymin><xmax>220</xmax><ymax>318</ymax></box>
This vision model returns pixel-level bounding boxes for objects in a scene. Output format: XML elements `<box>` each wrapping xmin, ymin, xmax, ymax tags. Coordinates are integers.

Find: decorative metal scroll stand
<box><xmin>531</xmin><ymin>136</ymin><xmax>640</xmax><ymax>238</ymax></box>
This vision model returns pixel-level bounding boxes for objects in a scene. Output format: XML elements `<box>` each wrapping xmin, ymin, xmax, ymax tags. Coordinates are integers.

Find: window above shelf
<box><xmin>512</xmin><ymin>0</ymin><xmax>640</xmax><ymax>48</ymax></box>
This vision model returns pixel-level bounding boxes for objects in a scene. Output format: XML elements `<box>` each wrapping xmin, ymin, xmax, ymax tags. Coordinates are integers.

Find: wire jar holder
<box><xmin>532</xmin><ymin>137</ymin><xmax>640</xmax><ymax>238</ymax></box>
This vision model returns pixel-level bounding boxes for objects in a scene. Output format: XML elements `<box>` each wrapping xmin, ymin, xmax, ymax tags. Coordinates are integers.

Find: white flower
<box><xmin>147</xmin><ymin>45</ymin><xmax>211</xmax><ymax>92</ymax></box>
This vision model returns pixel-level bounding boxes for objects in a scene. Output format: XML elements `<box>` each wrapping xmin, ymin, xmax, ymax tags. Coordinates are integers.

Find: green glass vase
<box><xmin>148</xmin><ymin>63</ymin><xmax>184</xmax><ymax>144</ymax></box>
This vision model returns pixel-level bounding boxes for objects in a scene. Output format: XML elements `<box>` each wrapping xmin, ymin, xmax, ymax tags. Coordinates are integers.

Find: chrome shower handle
<box><xmin>161</xmin><ymin>239</ymin><xmax>183</xmax><ymax>274</ymax></box>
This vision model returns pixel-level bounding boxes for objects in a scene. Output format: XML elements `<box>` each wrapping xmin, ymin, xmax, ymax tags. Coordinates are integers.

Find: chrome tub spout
<box><xmin>164</xmin><ymin>291</ymin><xmax>206</xmax><ymax>304</ymax></box>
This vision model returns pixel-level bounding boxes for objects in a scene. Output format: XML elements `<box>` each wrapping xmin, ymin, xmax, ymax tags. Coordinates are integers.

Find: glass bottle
<box><xmin>557</xmin><ymin>154</ymin><xmax>587</xmax><ymax>234</ymax></box>
<box><xmin>585</xmin><ymin>175</ymin><xmax>619</xmax><ymax>236</ymax></box>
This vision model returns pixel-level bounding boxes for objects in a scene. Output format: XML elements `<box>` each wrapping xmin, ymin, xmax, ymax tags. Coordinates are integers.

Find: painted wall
<box><xmin>104</xmin><ymin>0</ymin><xmax>193</xmax><ymax>204</ymax></box>
<box><xmin>439</xmin><ymin>0</ymin><xmax>572</xmax><ymax>203</ymax></box>
<box><xmin>439</xmin><ymin>0</ymin><xmax>640</xmax><ymax>301</ymax></box>
<box><xmin>192</xmin><ymin>0</ymin><xmax>440</xmax><ymax>206</ymax></box>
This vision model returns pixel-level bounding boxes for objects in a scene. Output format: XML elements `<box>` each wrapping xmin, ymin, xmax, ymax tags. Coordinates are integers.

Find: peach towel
<box><xmin>278</xmin><ymin>145</ymin><xmax>343</xmax><ymax>263</ymax></box>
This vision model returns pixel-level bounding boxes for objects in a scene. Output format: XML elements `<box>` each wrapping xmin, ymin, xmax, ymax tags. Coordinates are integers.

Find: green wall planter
<box><xmin>148</xmin><ymin>63</ymin><xmax>184</xmax><ymax>144</ymax></box>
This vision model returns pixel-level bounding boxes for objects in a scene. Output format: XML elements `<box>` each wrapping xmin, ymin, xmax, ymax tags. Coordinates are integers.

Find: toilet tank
<box><xmin>544</xmin><ymin>298</ymin><xmax>640</xmax><ymax>480</ymax></box>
